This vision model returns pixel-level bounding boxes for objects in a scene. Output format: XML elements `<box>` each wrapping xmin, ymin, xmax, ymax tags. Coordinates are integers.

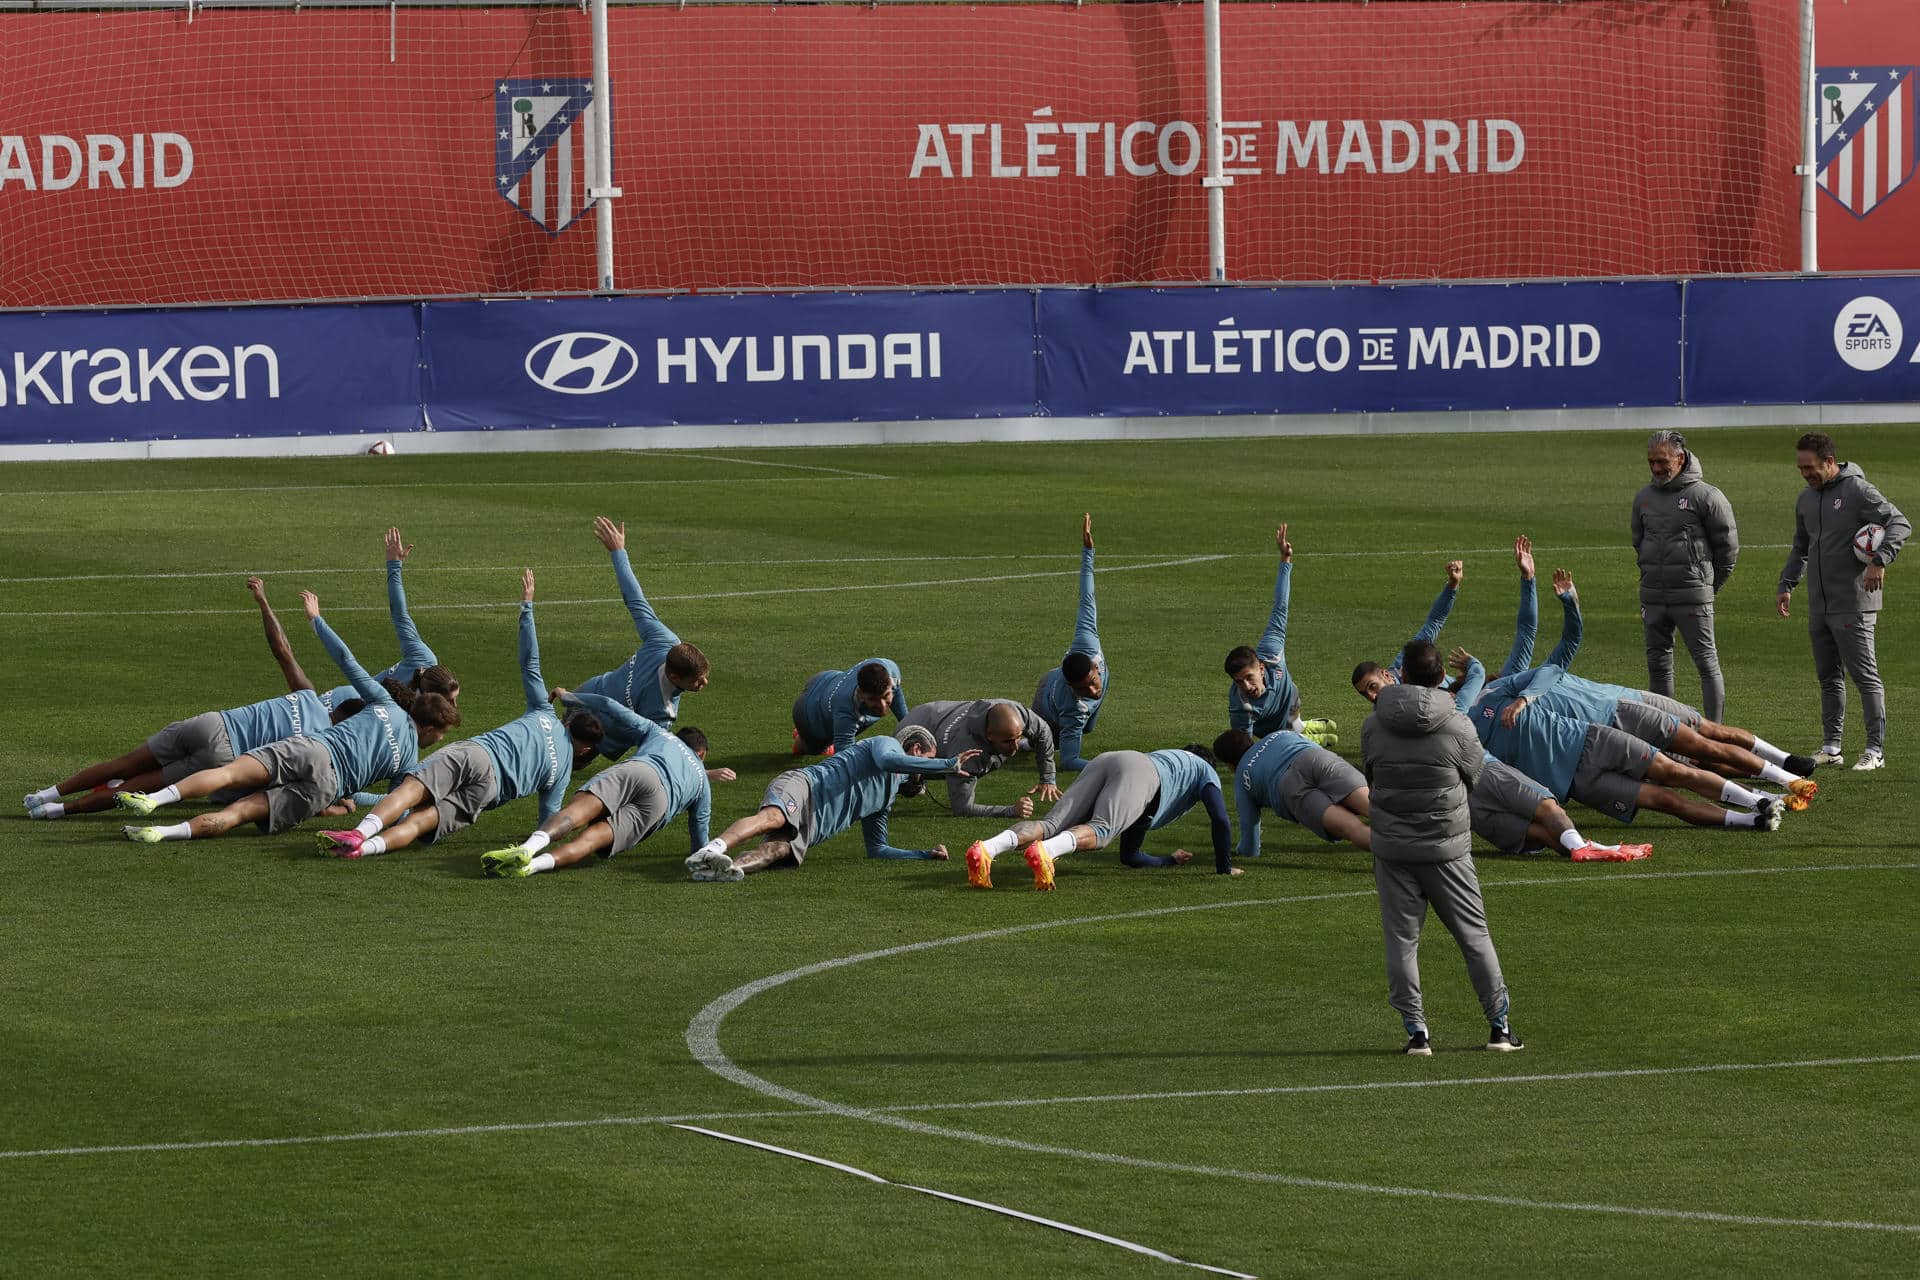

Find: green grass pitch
<box><xmin>1</xmin><ymin>426</ymin><xmax>1914</xmax><ymax>1276</ymax></box>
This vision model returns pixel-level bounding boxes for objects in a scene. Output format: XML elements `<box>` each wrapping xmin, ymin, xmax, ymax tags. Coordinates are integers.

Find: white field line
<box><xmin>0</xmin><ymin>544</ymin><xmax>1800</xmax><ymax>587</ymax></box>
<box><xmin>686</xmin><ymin>862</ymin><xmax>1920</xmax><ymax>1237</ymax></box>
<box><xmin>630</xmin><ymin>451</ymin><xmax>891</xmax><ymax>479</ymax></box>
<box><xmin>0</xmin><ymin>556</ymin><xmax>1229</xmax><ymax>620</ymax></box>
<box><xmin>675</xmin><ymin>1124</ymin><xmax>1257</xmax><ymax>1279</ymax></box>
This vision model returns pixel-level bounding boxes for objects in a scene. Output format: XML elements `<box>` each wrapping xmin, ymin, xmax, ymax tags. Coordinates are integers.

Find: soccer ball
<box><xmin>367</xmin><ymin>440</ymin><xmax>396</xmax><ymax>456</ymax></box>
<box><xmin>1853</xmin><ymin>523</ymin><xmax>1885</xmax><ymax>564</ymax></box>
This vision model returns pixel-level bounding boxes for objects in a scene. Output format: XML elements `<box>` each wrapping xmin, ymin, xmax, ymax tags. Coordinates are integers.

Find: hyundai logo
<box><xmin>525</xmin><ymin>332</ymin><xmax>639</xmax><ymax>395</ymax></box>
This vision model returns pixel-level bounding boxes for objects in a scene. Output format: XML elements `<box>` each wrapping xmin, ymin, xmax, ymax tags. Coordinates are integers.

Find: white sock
<box><xmin>157</xmin><ymin>822</ymin><xmax>193</xmax><ymax>840</ymax></box>
<box><xmin>1041</xmin><ymin>832</ymin><xmax>1077</xmax><ymax>858</ymax></box>
<box><xmin>524</xmin><ymin>830</ymin><xmax>553</xmax><ymax>856</ymax></box>
<box><xmin>1558</xmin><ymin>829</ymin><xmax>1586</xmax><ymax>853</ymax></box>
<box><xmin>360</xmin><ymin>836</ymin><xmax>387</xmax><ymax>856</ymax></box>
<box><xmin>29</xmin><ymin>785</ymin><xmax>60</xmax><ymax>804</ymax></box>
<box><xmin>1724</xmin><ymin>810</ymin><xmax>1757</xmax><ymax>828</ymax></box>
<box><xmin>1288</xmin><ymin>715</ymin><xmax>1306</xmax><ymax>733</ymax></box>
<box><xmin>982</xmin><ymin>830</ymin><xmax>1020</xmax><ymax>857</ymax></box>
<box><xmin>1719</xmin><ymin>780</ymin><xmax>1763</xmax><ymax>808</ymax></box>
<box><xmin>529</xmin><ymin>852</ymin><xmax>556</xmax><ymax>875</ymax></box>
<box><xmin>150</xmin><ymin>784</ymin><xmax>183</xmax><ymax>806</ymax></box>
<box><xmin>355</xmin><ymin>814</ymin><xmax>385</xmax><ymax>838</ymax></box>
<box><xmin>1757</xmin><ymin>763</ymin><xmax>1796</xmax><ymax>786</ymax></box>
<box><xmin>1749</xmin><ymin>737</ymin><xmax>1789</xmax><ymax>765</ymax></box>
<box><xmin>40</xmin><ymin>802</ymin><xmax>65</xmax><ymax>820</ymax></box>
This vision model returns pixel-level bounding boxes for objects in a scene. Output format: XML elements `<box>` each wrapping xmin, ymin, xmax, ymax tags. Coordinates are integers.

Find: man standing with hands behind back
<box><xmin>1632</xmin><ymin>431</ymin><xmax>1738</xmax><ymax>721</ymax></box>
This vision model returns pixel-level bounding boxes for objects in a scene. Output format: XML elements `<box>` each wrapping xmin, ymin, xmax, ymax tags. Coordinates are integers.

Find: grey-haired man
<box><xmin>1632</xmin><ymin>431</ymin><xmax>1738</xmax><ymax>721</ymax></box>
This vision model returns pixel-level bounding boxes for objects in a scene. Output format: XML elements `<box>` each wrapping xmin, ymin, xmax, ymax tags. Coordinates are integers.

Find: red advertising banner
<box><xmin>0</xmin><ymin>3</ymin><xmax>1816</xmax><ymax>308</ymax></box>
<box><xmin>1814</xmin><ymin>0</ymin><xmax>1920</xmax><ymax>270</ymax></box>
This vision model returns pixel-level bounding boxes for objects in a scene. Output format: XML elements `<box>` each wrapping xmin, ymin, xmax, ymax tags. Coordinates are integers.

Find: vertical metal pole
<box><xmin>590</xmin><ymin>0</ymin><xmax>621</xmax><ymax>292</ymax></box>
<box><xmin>1799</xmin><ymin>0</ymin><xmax>1818</xmax><ymax>273</ymax></box>
<box><xmin>1202</xmin><ymin>0</ymin><xmax>1229</xmax><ymax>282</ymax></box>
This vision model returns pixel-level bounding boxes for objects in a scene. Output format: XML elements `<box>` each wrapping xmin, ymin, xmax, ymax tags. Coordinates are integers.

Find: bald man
<box><xmin>896</xmin><ymin>698</ymin><xmax>1060</xmax><ymax>818</ymax></box>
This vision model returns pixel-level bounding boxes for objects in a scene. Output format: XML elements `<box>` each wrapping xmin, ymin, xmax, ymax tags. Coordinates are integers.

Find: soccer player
<box><xmin>1224</xmin><ymin>524</ymin><xmax>1336</xmax><ymax>743</ymax></box>
<box><xmin>479</xmin><ymin>694</ymin><xmax>714</xmax><ymax>878</ymax></box>
<box><xmin>1213</xmin><ymin>729</ymin><xmax>1371</xmax><ymax>858</ymax></box>
<box><xmin>315</xmin><ymin>571</ymin><xmax>606</xmax><ymax>859</ymax></box>
<box><xmin>1633</xmin><ymin>431</ymin><xmax>1738</xmax><ymax>720</ymax></box>
<box><xmin>1362</xmin><ymin>639</ymin><xmax>1519</xmax><ymax>1055</ymax></box>
<box><xmin>27</xmin><ymin>576</ymin><xmax>352</xmax><ymax>818</ymax></box>
<box><xmin>896</xmin><ymin>698</ymin><xmax>1060</xmax><ymax>818</ymax></box>
<box><xmin>118</xmin><ymin>593</ymin><xmax>460</xmax><ymax>842</ymax></box>
<box><xmin>1468</xmin><ymin>682</ymin><xmax>1783</xmax><ymax>832</ymax></box>
<box><xmin>572</xmin><ymin>516</ymin><xmax>711</xmax><ymax>758</ymax></box>
<box><xmin>792</xmin><ymin>658</ymin><xmax>907</xmax><ymax>755</ymax></box>
<box><xmin>963</xmin><ymin>746</ymin><xmax>1234</xmax><ymax>890</ymax></box>
<box><xmin>317</xmin><ymin>526</ymin><xmax>460</xmax><ymax>713</ymax></box>
<box><xmin>1776</xmin><ymin>432</ymin><xmax>1910</xmax><ymax>772</ymax></box>
<box><xmin>685</xmin><ymin>726</ymin><xmax>981</xmax><ymax>881</ymax></box>
<box><xmin>1031</xmin><ymin>513</ymin><xmax>1107</xmax><ymax>771</ymax></box>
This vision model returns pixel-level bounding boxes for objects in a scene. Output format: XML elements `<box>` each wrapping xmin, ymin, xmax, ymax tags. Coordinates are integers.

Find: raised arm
<box><xmin>1499</xmin><ymin>536</ymin><xmax>1539</xmax><ymax>678</ymax></box>
<box><xmin>1258</xmin><ymin>525</ymin><xmax>1293</xmax><ymax>662</ymax></box>
<box><xmin>1542</xmin><ymin>569</ymin><xmax>1583</xmax><ymax>670</ymax></box>
<box><xmin>383</xmin><ymin>527</ymin><xmax>437</xmax><ymax>670</ymax></box>
<box><xmin>597</xmin><ymin>517</ymin><xmax>677</xmax><ymax>648</ymax></box>
<box><xmin>304</xmin><ymin>594</ymin><xmax>389</xmax><ymax>706</ymax></box>
<box><xmin>864</xmin><ymin>735</ymin><xmax>977</xmax><ymax>779</ymax></box>
<box><xmin>1409</xmin><ymin>561</ymin><xmax>1461</xmax><ymax>647</ymax></box>
<box><xmin>1068</xmin><ymin>515</ymin><xmax>1100</xmax><ymax>656</ymax></box>
<box><xmin>561</xmin><ymin>690</ymin><xmax>661</xmax><ymax>749</ymax></box>
<box><xmin>1447</xmin><ymin>650</ymin><xmax>1487</xmax><ymax>713</ymax></box>
<box><xmin>250</xmin><ymin>577</ymin><xmax>313</xmax><ymax>692</ymax></box>
<box><xmin>517</xmin><ymin>570</ymin><xmax>547</xmax><ymax>713</ymax></box>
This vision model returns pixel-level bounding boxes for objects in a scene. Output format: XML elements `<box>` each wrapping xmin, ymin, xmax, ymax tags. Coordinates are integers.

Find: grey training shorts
<box><xmin>244</xmin><ymin>736</ymin><xmax>340</xmax><ymax>835</ymax></box>
<box><xmin>1611</xmin><ymin>699</ymin><xmax>1682</xmax><ymax>752</ymax></box>
<box><xmin>583</xmin><ymin>759</ymin><xmax>671</xmax><ymax>857</ymax></box>
<box><xmin>1278</xmin><ymin>746</ymin><xmax>1368</xmax><ymax>842</ymax></box>
<box><xmin>1040</xmin><ymin>751</ymin><xmax>1160</xmax><ymax>848</ymax></box>
<box><xmin>147</xmin><ymin>711</ymin><xmax>236</xmax><ymax>785</ymax></box>
<box><xmin>407</xmin><ymin>740</ymin><xmax>501</xmax><ymax>844</ymax></box>
<box><xmin>1470</xmin><ymin>758</ymin><xmax>1553</xmax><ymax>855</ymax></box>
<box><xmin>1570</xmin><ymin>724</ymin><xmax>1656</xmax><ymax>823</ymax></box>
<box><xmin>1628</xmin><ymin>690</ymin><xmax>1703</xmax><ymax>728</ymax></box>
<box><xmin>758</xmin><ymin>768</ymin><xmax>820</xmax><ymax>863</ymax></box>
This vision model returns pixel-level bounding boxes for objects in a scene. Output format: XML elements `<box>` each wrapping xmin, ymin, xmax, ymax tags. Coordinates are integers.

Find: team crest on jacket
<box><xmin>1815</xmin><ymin>66</ymin><xmax>1917</xmax><ymax>219</ymax></box>
<box><xmin>1677</xmin><ymin>496</ymin><xmax>1691</xmax><ymax>510</ymax></box>
<box><xmin>1835</xmin><ymin>496</ymin><xmax>1844</xmax><ymax>508</ymax></box>
<box><xmin>496</xmin><ymin>78</ymin><xmax>599</xmax><ymax>236</ymax></box>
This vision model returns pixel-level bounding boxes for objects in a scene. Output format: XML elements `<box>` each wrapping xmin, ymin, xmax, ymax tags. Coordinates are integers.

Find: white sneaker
<box><xmin>1813</xmin><ymin>744</ymin><xmax>1846</xmax><ymax>766</ymax></box>
<box><xmin>1852</xmin><ymin>749</ymin><xmax>1885</xmax><ymax>772</ymax></box>
<box><xmin>686</xmin><ymin>848</ymin><xmax>736</xmax><ymax>881</ymax></box>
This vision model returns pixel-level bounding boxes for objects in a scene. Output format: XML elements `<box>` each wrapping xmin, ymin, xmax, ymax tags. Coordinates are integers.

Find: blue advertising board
<box><xmin>0</xmin><ymin>304</ymin><xmax>420</xmax><ymax>445</ymax></box>
<box><xmin>422</xmin><ymin>291</ymin><xmax>1040</xmax><ymax>430</ymax></box>
<box><xmin>1684</xmin><ymin>276</ymin><xmax>1920</xmax><ymax>405</ymax></box>
<box><xmin>1037</xmin><ymin>282</ymin><xmax>1684</xmax><ymax>417</ymax></box>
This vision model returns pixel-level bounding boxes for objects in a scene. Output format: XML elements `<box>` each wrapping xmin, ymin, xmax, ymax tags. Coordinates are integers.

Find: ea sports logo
<box><xmin>525</xmin><ymin>332</ymin><xmax>639</xmax><ymax>395</ymax></box>
<box><xmin>1832</xmin><ymin>296</ymin><xmax>1902</xmax><ymax>372</ymax></box>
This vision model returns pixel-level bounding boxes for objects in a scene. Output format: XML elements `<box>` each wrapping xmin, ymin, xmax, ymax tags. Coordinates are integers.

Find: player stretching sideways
<box><xmin>119</xmin><ymin>594</ymin><xmax>459</xmax><ymax>842</ymax></box>
<box><xmin>1224</xmin><ymin>524</ymin><xmax>1337</xmax><ymax>744</ymax></box>
<box><xmin>1030</xmin><ymin>513</ymin><xmax>1107</xmax><ymax>771</ymax></box>
<box><xmin>317</xmin><ymin>571</ymin><xmax>606</xmax><ymax>859</ymax></box>
<box><xmin>965</xmin><ymin>745</ymin><xmax>1234</xmax><ymax>890</ymax></box>
<box><xmin>792</xmin><ymin>657</ymin><xmax>908</xmax><ymax>755</ymax></box>
<box><xmin>316</xmin><ymin>526</ymin><xmax>460</xmax><ymax>713</ymax></box>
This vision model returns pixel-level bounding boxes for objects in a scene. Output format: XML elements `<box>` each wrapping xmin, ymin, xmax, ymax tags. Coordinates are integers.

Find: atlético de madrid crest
<box><xmin>1815</xmin><ymin>66</ymin><xmax>1917</xmax><ymax>219</ymax></box>
<box><xmin>496</xmin><ymin>78</ymin><xmax>600</xmax><ymax>235</ymax></box>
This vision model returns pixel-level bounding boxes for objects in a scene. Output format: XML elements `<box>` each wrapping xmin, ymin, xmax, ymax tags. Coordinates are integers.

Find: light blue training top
<box><xmin>312</xmin><ymin>616</ymin><xmax>419</xmax><ymax>795</ymax></box>
<box><xmin>575</xmin><ymin>549</ymin><xmax>686</xmax><ymax>751</ymax></box>
<box><xmin>322</xmin><ymin>559</ymin><xmax>437</xmax><ymax>712</ymax></box>
<box><xmin>1231</xmin><ymin>729</ymin><xmax>1320</xmax><ymax>858</ymax></box>
<box><xmin>1147</xmin><ymin>748</ymin><xmax>1222</xmax><ymax>831</ymax></box>
<box><xmin>460</xmin><ymin>602</ymin><xmax>574</xmax><ymax>823</ymax></box>
<box><xmin>795</xmin><ymin>657</ymin><xmax>908</xmax><ymax>752</ymax></box>
<box><xmin>219</xmin><ymin>689</ymin><xmax>333</xmax><ymax>757</ymax></box>
<box><xmin>567</xmin><ymin>692</ymin><xmax>713</xmax><ymax>853</ymax></box>
<box><xmin>1228</xmin><ymin>560</ymin><xmax>1300</xmax><ymax>738</ymax></box>
<box><xmin>1467</xmin><ymin>692</ymin><xmax>1590</xmax><ymax>802</ymax></box>
<box><xmin>794</xmin><ymin>735</ymin><xmax>964</xmax><ymax>860</ymax></box>
<box><xmin>1032</xmin><ymin>546</ymin><xmax>1107</xmax><ymax>770</ymax></box>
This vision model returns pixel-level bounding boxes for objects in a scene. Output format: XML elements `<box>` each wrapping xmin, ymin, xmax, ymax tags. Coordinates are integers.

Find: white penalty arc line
<box><xmin>674</xmin><ymin>1126</ymin><xmax>1256</xmax><ymax>1280</ymax></box>
<box><xmin>0</xmin><ymin>555</ymin><xmax>1228</xmax><ymax>620</ymax></box>
<box><xmin>685</xmin><ymin>861</ymin><xmax>1920</xmax><ymax>1237</ymax></box>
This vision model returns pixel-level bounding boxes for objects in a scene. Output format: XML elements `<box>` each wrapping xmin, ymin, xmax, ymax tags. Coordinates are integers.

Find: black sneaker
<box><xmin>1487</xmin><ymin>1024</ymin><xmax>1524</xmax><ymax>1052</ymax></box>
<box><xmin>1404</xmin><ymin>1031</ymin><xmax>1432</xmax><ymax>1057</ymax></box>
<box><xmin>1784</xmin><ymin>753</ymin><xmax>1819</xmax><ymax>777</ymax></box>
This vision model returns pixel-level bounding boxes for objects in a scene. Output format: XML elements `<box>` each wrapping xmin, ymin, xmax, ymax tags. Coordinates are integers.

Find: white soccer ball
<box><xmin>367</xmin><ymin>439</ymin><xmax>396</xmax><ymax>456</ymax></box>
<box><xmin>1853</xmin><ymin>523</ymin><xmax>1885</xmax><ymax>564</ymax></box>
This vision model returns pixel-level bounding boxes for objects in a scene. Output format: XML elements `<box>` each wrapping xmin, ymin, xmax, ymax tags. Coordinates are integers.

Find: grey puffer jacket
<box><xmin>1777</xmin><ymin>462</ymin><xmax>1912</xmax><ymax>615</ymax></box>
<box><xmin>1631</xmin><ymin>450</ymin><xmax>1738</xmax><ymax>605</ymax></box>
<box><xmin>1361</xmin><ymin>684</ymin><xmax>1484</xmax><ymax>865</ymax></box>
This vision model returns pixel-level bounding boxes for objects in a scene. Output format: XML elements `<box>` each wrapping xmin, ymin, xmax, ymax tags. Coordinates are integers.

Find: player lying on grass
<box><xmin>896</xmin><ymin>698</ymin><xmax>1060</xmax><ymax>818</ymax></box>
<box><xmin>572</xmin><ymin>516</ymin><xmax>711</xmax><ymax>757</ymax></box>
<box><xmin>26</xmin><ymin>576</ymin><xmax>375</xmax><ymax>819</ymax></box>
<box><xmin>686</xmin><ymin>726</ymin><xmax>982</xmax><ymax>882</ymax></box>
<box><xmin>1030</xmin><ymin>513</ymin><xmax>1107</xmax><ymax>771</ymax></box>
<box><xmin>964</xmin><ymin>745</ymin><xmax>1234</xmax><ymax>890</ymax></box>
<box><xmin>480</xmin><ymin>695</ymin><xmax>713</xmax><ymax>878</ymax></box>
<box><xmin>1224</xmin><ymin>523</ymin><xmax>1337</xmax><ymax>745</ymax></box>
<box><xmin>316</xmin><ymin>526</ymin><xmax>460</xmax><ymax>713</ymax></box>
<box><xmin>1467</xmin><ymin>664</ymin><xmax>1785</xmax><ymax>832</ymax></box>
<box><xmin>316</xmin><ymin>571</ymin><xmax>606</xmax><ymax>859</ymax></box>
<box><xmin>119</xmin><ymin>593</ymin><xmax>460</xmax><ymax>842</ymax></box>
<box><xmin>792</xmin><ymin>657</ymin><xmax>907</xmax><ymax>755</ymax></box>
<box><xmin>1212</xmin><ymin>729</ymin><xmax>1373</xmax><ymax>857</ymax></box>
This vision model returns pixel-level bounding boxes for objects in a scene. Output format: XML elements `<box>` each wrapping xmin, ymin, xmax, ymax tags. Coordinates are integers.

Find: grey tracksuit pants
<box><xmin>1810</xmin><ymin>611</ymin><xmax>1885</xmax><ymax>750</ymax></box>
<box><xmin>1642</xmin><ymin>601</ymin><xmax>1725</xmax><ymax>723</ymax></box>
<box><xmin>1374</xmin><ymin>855</ymin><xmax>1509</xmax><ymax>1034</ymax></box>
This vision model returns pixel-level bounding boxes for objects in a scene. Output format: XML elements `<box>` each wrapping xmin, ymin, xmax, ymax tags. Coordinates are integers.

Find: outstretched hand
<box><xmin>1030</xmin><ymin>783</ymin><xmax>1062</xmax><ymax>803</ymax></box>
<box><xmin>522</xmin><ymin>568</ymin><xmax>535</xmax><ymax>603</ymax></box>
<box><xmin>1552</xmin><ymin>567</ymin><xmax>1575</xmax><ymax>597</ymax></box>
<box><xmin>706</xmin><ymin>767</ymin><xmax>737</xmax><ymax>783</ymax></box>
<box><xmin>1446</xmin><ymin>646</ymin><xmax>1475</xmax><ymax>674</ymax></box>
<box><xmin>1513</xmin><ymin>535</ymin><xmax>1535</xmax><ymax>581</ymax></box>
<box><xmin>1082</xmin><ymin>512</ymin><xmax>1094</xmax><ymax>550</ymax></box>
<box><xmin>1445</xmin><ymin>559</ymin><xmax>1464</xmax><ymax>589</ymax></box>
<box><xmin>246</xmin><ymin>575</ymin><xmax>269</xmax><ymax>604</ymax></box>
<box><xmin>953</xmin><ymin>748</ymin><xmax>988</xmax><ymax>777</ymax></box>
<box><xmin>1276</xmin><ymin>523</ymin><xmax>1293</xmax><ymax>563</ymax></box>
<box><xmin>299</xmin><ymin>590</ymin><xmax>322</xmax><ymax>619</ymax></box>
<box><xmin>385</xmin><ymin>527</ymin><xmax>414</xmax><ymax>562</ymax></box>
<box><xmin>593</xmin><ymin>516</ymin><xmax>626</xmax><ymax>552</ymax></box>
